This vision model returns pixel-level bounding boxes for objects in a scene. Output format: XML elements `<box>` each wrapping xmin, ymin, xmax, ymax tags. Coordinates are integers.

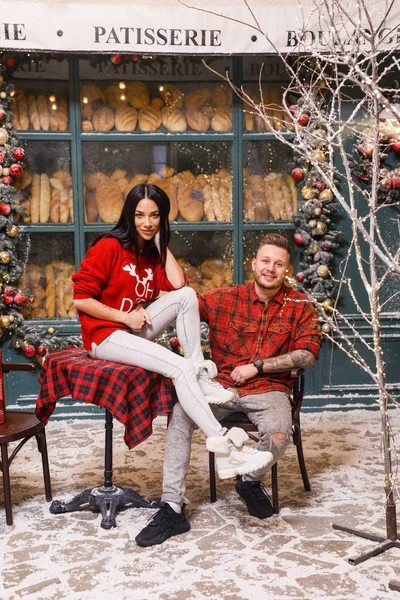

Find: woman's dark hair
<box><xmin>90</xmin><ymin>183</ymin><xmax>171</xmax><ymax>266</ymax></box>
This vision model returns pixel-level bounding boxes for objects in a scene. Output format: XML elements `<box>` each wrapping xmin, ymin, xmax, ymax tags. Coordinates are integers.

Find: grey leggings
<box><xmin>90</xmin><ymin>287</ymin><xmax>224</xmax><ymax>438</ymax></box>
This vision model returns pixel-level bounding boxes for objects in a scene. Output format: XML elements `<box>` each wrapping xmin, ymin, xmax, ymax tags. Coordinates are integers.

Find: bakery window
<box><xmin>79</xmin><ymin>56</ymin><xmax>232</xmax><ymax>133</ymax></box>
<box><xmin>11</xmin><ymin>57</ymin><xmax>69</xmax><ymax>132</ymax></box>
<box><xmin>16</xmin><ymin>140</ymin><xmax>73</xmax><ymax>224</ymax></box>
<box><xmin>243</xmin><ymin>140</ymin><xmax>297</xmax><ymax>221</ymax></box>
<box><xmin>18</xmin><ymin>233</ymin><xmax>75</xmax><ymax>319</ymax></box>
<box><xmin>82</xmin><ymin>140</ymin><xmax>233</xmax><ymax>223</ymax></box>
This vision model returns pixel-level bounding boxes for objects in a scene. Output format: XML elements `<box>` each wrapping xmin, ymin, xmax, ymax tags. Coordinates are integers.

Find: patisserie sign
<box><xmin>0</xmin><ymin>0</ymin><xmax>399</xmax><ymax>54</ymax></box>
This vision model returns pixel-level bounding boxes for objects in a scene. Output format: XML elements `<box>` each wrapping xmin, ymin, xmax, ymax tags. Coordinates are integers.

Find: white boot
<box><xmin>195</xmin><ymin>360</ymin><xmax>234</xmax><ymax>405</ymax></box>
<box><xmin>207</xmin><ymin>428</ymin><xmax>273</xmax><ymax>480</ymax></box>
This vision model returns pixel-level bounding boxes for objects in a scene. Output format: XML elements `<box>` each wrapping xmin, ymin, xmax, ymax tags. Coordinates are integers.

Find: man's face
<box><xmin>252</xmin><ymin>244</ymin><xmax>290</xmax><ymax>293</ymax></box>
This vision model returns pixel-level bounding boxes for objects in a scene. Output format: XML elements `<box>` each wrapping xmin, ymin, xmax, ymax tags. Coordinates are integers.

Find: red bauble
<box><xmin>298</xmin><ymin>113</ymin><xmax>310</xmax><ymax>126</ymax></box>
<box><xmin>390</xmin><ymin>175</ymin><xmax>400</xmax><ymax>189</ymax></box>
<box><xmin>0</xmin><ymin>203</ymin><xmax>11</xmax><ymax>215</ymax></box>
<box><xmin>37</xmin><ymin>345</ymin><xmax>47</xmax><ymax>357</ymax></box>
<box><xmin>5</xmin><ymin>57</ymin><xmax>16</xmax><ymax>69</ymax></box>
<box><xmin>391</xmin><ymin>141</ymin><xmax>400</xmax><ymax>153</ymax></box>
<box><xmin>294</xmin><ymin>233</ymin><xmax>304</xmax><ymax>246</ymax></box>
<box><xmin>0</xmin><ymin>152</ymin><xmax>5</xmax><ymax>163</ymax></box>
<box><xmin>28</xmin><ymin>296</ymin><xmax>35</xmax><ymax>304</ymax></box>
<box><xmin>12</xmin><ymin>147</ymin><xmax>25</xmax><ymax>161</ymax></box>
<box><xmin>296</xmin><ymin>272</ymin><xmax>305</xmax><ymax>282</ymax></box>
<box><xmin>131</xmin><ymin>54</ymin><xmax>140</xmax><ymax>61</ymax></box>
<box><xmin>111</xmin><ymin>54</ymin><xmax>122</xmax><ymax>65</ymax></box>
<box><xmin>0</xmin><ymin>109</ymin><xmax>6</xmax><ymax>120</ymax></box>
<box><xmin>4</xmin><ymin>286</ymin><xmax>14</xmax><ymax>296</ymax></box>
<box><xmin>315</xmin><ymin>181</ymin><xmax>325</xmax><ymax>191</ymax></box>
<box><xmin>14</xmin><ymin>292</ymin><xmax>27</xmax><ymax>306</ymax></box>
<box><xmin>289</xmin><ymin>105</ymin><xmax>298</xmax><ymax>115</ymax></box>
<box><xmin>323</xmin><ymin>242</ymin><xmax>333</xmax><ymax>251</ymax></box>
<box><xmin>23</xmin><ymin>344</ymin><xmax>36</xmax><ymax>358</ymax></box>
<box><xmin>291</xmin><ymin>168</ymin><xmax>304</xmax><ymax>181</ymax></box>
<box><xmin>1</xmin><ymin>294</ymin><xmax>14</xmax><ymax>305</ymax></box>
<box><xmin>9</xmin><ymin>164</ymin><xmax>23</xmax><ymax>178</ymax></box>
<box><xmin>2</xmin><ymin>176</ymin><xmax>12</xmax><ymax>185</ymax></box>
<box><xmin>170</xmin><ymin>337</ymin><xmax>179</xmax><ymax>347</ymax></box>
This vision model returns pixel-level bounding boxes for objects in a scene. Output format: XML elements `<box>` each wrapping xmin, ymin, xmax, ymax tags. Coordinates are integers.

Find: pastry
<box><xmin>115</xmin><ymin>106</ymin><xmax>138</xmax><ymax>131</ymax></box>
<box><xmin>201</xmin><ymin>258</ymin><xmax>226</xmax><ymax>280</ymax></box>
<box><xmin>57</xmin><ymin>98</ymin><xmax>69</xmax><ymax>130</ymax></box>
<box><xmin>11</xmin><ymin>97</ymin><xmax>21</xmax><ymax>129</ymax></box>
<box><xmin>151</xmin><ymin>97</ymin><xmax>164</xmax><ymax>110</ymax></box>
<box><xmin>160</xmin><ymin>84</ymin><xmax>184</xmax><ymax>108</ymax></box>
<box><xmin>84</xmin><ymin>190</ymin><xmax>99</xmax><ymax>223</ymax></box>
<box><xmin>177</xmin><ymin>181</ymin><xmax>204</xmax><ymax>221</ymax></box>
<box><xmin>96</xmin><ymin>177</ymin><xmax>124</xmax><ymax>222</ymax></box>
<box><xmin>138</xmin><ymin>105</ymin><xmax>162</xmax><ymax>132</ymax></box>
<box><xmin>59</xmin><ymin>189</ymin><xmax>70</xmax><ymax>223</ymax></box>
<box><xmin>186</xmin><ymin>108</ymin><xmax>210</xmax><ymax>131</ymax></box>
<box><xmin>80</xmin><ymin>85</ymin><xmax>106</xmax><ymax>105</ymax></box>
<box><xmin>184</xmin><ymin>88</ymin><xmax>211</xmax><ymax>110</ymax></box>
<box><xmin>50</xmin><ymin>189</ymin><xmax>60</xmax><ymax>223</ymax></box>
<box><xmin>18</xmin><ymin>94</ymin><xmax>30</xmax><ymax>130</ymax></box>
<box><xmin>211</xmin><ymin>107</ymin><xmax>232</xmax><ymax>131</ymax></box>
<box><xmin>92</xmin><ymin>105</ymin><xmax>115</xmax><ymax>131</ymax></box>
<box><xmin>82</xmin><ymin>119</ymin><xmax>93</xmax><ymax>131</ymax></box>
<box><xmin>158</xmin><ymin>165</ymin><xmax>175</xmax><ymax>179</ymax></box>
<box><xmin>161</xmin><ymin>107</ymin><xmax>187</xmax><ymax>132</ymax></box>
<box><xmin>45</xmin><ymin>264</ymin><xmax>56</xmax><ymax>318</ymax></box>
<box><xmin>105</xmin><ymin>84</ymin><xmax>128</xmax><ymax>109</ymax></box>
<box><xmin>212</xmin><ymin>84</ymin><xmax>231</xmax><ymax>107</ymax></box>
<box><xmin>126</xmin><ymin>81</ymin><xmax>150</xmax><ymax>109</ymax></box>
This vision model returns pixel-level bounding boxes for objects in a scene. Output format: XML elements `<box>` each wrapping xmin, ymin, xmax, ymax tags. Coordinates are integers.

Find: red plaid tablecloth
<box><xmin>35</xmin><ymin>347</ymin><xmax>177</xmax><ymax>449</ymax></box>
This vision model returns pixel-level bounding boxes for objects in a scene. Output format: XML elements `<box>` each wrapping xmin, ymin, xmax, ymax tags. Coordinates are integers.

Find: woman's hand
<box><xmin>123</xmin><ymin>306</ymin><xmax>152</xmax><ymax>332</ymax></box>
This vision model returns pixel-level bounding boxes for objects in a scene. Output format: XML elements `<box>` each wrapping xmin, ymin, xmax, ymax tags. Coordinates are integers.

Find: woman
<box><xmin>72</xmin><ymin>183</ymin><xmax>272</xmax><ymax>481</ymax></box>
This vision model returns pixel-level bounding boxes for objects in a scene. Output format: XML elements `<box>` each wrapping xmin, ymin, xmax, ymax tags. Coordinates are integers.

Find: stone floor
<box><xmin>1</xmin><ymin>408</ymin><xmax>400</xmax><ymax>600</ymax></box>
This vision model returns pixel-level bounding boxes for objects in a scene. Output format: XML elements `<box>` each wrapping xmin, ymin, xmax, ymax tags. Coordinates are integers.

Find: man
<box><xmin>136</xmin><ymin>233</ymin><xmax>321</xmax><ymax>547</ymax></box>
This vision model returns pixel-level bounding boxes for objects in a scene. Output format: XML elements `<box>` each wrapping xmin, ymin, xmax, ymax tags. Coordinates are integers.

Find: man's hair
<box><xmin>258</xmin><ymin>233</ymin><xmax>291</xmax><ymax>258</ymax></box>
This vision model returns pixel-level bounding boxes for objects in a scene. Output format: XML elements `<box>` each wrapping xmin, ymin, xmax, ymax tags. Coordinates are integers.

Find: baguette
<box><xmin>28</xmin><ymin>96</ymin><xmax>40</xmax><ymax>130</ymax></box>
<box><xmin>50</xmin><ymin>189</ymin><xmax>60</xmax><ymax>223</ymax></box>
<box><xmin>37</xmin><ymin>95</ymin><xmax>50</xmax><ymax>130</ymax></box>
<box><xmin>45</xmin><ymin>264</ymin><xmax>56</xmax><ymax>318</ymax></box>
<box><xmin>30</xmin><ymin>174</ymin><xmax>41</xmax><ymax>223</ymax></box>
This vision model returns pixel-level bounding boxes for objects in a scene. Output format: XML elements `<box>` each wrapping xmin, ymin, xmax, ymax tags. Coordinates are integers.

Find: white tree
<box><xmin>180</xmin><ymin>0</ymin><xmax>400</xmax><ymax>566</ymax></box>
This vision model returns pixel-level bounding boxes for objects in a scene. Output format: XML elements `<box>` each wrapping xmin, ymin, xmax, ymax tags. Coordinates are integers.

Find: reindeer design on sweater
<box><xmin>119</xmin><ymin>263</ymin><xmax>155</xmax><ymax>312</ymax></box>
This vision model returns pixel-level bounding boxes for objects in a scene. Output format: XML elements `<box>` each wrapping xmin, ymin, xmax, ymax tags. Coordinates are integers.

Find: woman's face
<box><xmin>134</xmin><ymin>198</ymin><xmax>161</xmax><ymax>245</ymax></box>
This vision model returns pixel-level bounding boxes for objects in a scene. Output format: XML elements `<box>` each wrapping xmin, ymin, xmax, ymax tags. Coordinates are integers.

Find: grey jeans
<box><xmin>90</xmin><ymin>286</ymin><xmax>224</xmax><ymax>438</ymax></box>
<box><xmin>162</xmin><ymin>389</ymin><xmax>292</xmax><ymax>505</ymax></box>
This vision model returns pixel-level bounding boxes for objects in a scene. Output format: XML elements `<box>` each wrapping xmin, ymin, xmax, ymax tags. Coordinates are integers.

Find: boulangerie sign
<box><xmin>0</xmin><ymin>0</ymin><xmax>399</xmax><ymax>54</ymax></box>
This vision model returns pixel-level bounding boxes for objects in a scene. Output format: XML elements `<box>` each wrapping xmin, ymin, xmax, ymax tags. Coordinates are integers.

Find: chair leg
<box><xmin>296</xmin><ymin>432</ymin><xmax>311</xmax><ymax>492</ymax></box>
<box><xmin>271</xmin><ymin>462</ymin><xmax>279</xmax><ymax>514</ymax></box>
<box><xmin>36</xmin><ymin>429</ymin><xmax>52</xmax><ymax>502</ymax></box>
<box><xmin>1</xmin><ymin>443</ymin><xmax>13</xmax><ymax>526</ymax></box>
<box><xmin>209</xmin><ymin>452</ymin><xmax>217</xmax><ymax>503</ymax></box>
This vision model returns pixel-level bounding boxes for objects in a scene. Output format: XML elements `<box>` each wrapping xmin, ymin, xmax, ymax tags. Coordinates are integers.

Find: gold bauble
<box><xmin>317</xmin><ymin>265</ymin><xmax>330</xmax><ymax>278</ymax></box>
<box><xmin>0</xmin><ymin>92</ymin><xmax>6</xmax><ymax>100</ymax></box>
<box><xmin>307</xmin><ymin>242</ymin><xmax>319</xmax><ymax>254</ymax></box>
<box><xmin>319</xmin><ymin>189</ymin><xmax>333</xmax><ymax>202</ymax></box>
<box><xmin>314</xmin><ymin>149</ymin><xmax>327</xmax><ymax>162</ymax></box>
<box><xmin>314</xmin><ymin>207</ymin><xmax>322</xmax><ymax>216</ymax></box>
<box><xmin>308</xmin><ymin>219</ymin><xmax>317</xmax><ymax>228</ymax></box>
<box><xmin>14</xmin><ymin>340</ymin><xmax>21</xmax><ymax>348</ymax></box>
<box><xmin>9</xmin><ymin>315</ymin><xmax>14</xmax><ymax>322</ymax></box>
<box><xmin>0</xmin><ymin>315</ymin><xmax>10</xmax><ymax>328</ymax></box>
<box><xmin>6</xmin><ymin>225</ymin><xmax>18</xmax><ymax>238</ymax></box>
<box><xmin>301</xmin><ymin>186</ymin><xmax>316</xmax><ymax>200</ymax></box>
<box><xmin>0</xmin><ymin>251</ymin><xmax>11</xmax><ymax>264</ymax></box>
<box><xmin>321</xmin><ymin>323</ymin><xmax>331</xmax><ymax>333</ymax></box>
<box><xmin>0</xmin><ymin>128</ymin><xmax>9</xmax><ymax>145</ymax></box>
<box><xmin>321</xmin><ymin>298</ymin><xmax>334</xmax><ymax>310</ymax></box>
<box><xmin>315</xmin><ymin>221</ymin><xmax>327</xmax><ymax>235</ymax></box>
<box><xmin>47</xmin><ymin>327</ymin><xmax>55</xmax><ymax>334</ymax></box>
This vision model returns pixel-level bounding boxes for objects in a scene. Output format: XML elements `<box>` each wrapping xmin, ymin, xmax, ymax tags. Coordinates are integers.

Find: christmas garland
<box><xmin>0</xmin><ymin>55</ymin><xmax>82</xmax><ymax>365</ymax></box>
<box><xmin>288</xmin><ymin>59</ymin><xmax>340</xmax><ymax>326</ymax></box>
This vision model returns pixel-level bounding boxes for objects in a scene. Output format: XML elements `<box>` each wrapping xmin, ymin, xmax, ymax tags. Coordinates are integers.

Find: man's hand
<box><xmin>230</xmin><ymin>364</ymin><xmax>258</xmax><ymax>385</ymax></box>
<box><xmin>123</xmin><ymin>306</ymin><xmax>152</xmax><ymax>332</ymax></box>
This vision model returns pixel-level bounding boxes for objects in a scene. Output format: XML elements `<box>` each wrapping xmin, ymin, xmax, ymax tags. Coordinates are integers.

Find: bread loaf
<box><xmin>286</xmin><ymin>174</ymin><xmax>298</xmax><ymax>215</ymax></box>
<box><xmin>37</xmin><ymin>95</ymin><xmax>50</xmax><ymax>131</ymax></box>
<box><xmin>84</xmin><ymin>190</ymin><xmax>99</xmax><ymax>223</ymax></box>
<box><xmin>30</xmin><ymin>174</ymin><xmax>41</xmax><ymax>222</ymax></box>
<box><xmin>115</xmin><ymin>106</ymin><xmax>138</xmax><ymax>131</ymax></box>
<box><xmin>85</xmin><ymin>171</ymin><xmax>107</xmax><ymax>191</ymax></box>
<box><xmin>212</xmin><ymin>85</ymin><xmax>231</xmax><ymax>107</ymax></box>
<box><xmin>160</xmin><ymin>84</ymin><xmax>184</xmax><ymax>108</ymax></box>
<box><xmin>28</xmin><ymin>96</ymin><xmax>40</xmax><ymax>130</ymax></box>
<box><xmin>82</xmin><ymin>120</ymin><xmax>94</xmax><ymax>131</ymax></box>
<box><xmin>96</xmin><ymin>177</ymin><xmax>124</xmax><ymax>222</ymax></box>
<box><xmin>211</xmin><ymin>107</ymin><xmax>232</xmax><ymax>131</ymax></box>
<box><xmin>11</xmin><ymin>97</ymin><xmax>21</xmax><ymax>129</ymax></box>
<box><xmin>127</xmin><ymin>82</ymin><xmax>150</xmax><ymax>109</ymax></box>
<box><xmin>184</xmin><ymin>88</ymin><xmax>211</xmax><ymax>110</ymax></box>
<box><xmin>177</xmin><ymin>183</ymin><xmax>204</xmax><ymax>221</ymax></box>
<box><xmin>201</xmin><ymin>258</ymin><xmax>226</xmax><ymax>279</ymax></box>
<box><xmin>81</xmin><ymin>85</ymin><xmax>106</xmax><ymax>105</ymax></box>
<box><xmin>156</xmin><ymin>177</ymin><xmax>179</xmax><ymax>221</ymax></box>
<box><xmin>151</xmin><ymin>97</ymin><xmax>164</xmax><ymax>110</ymax></box>
<box><xmin>59</xmin><ymin>189</ymin><xmax>70</xmax><ymax>223</ymax></box>
<box><xmin>138</xmin><ymin>105</ymin><xmax>162</xmax><ymax>132</ymax></box>
<box><xmin>126</xmin><ymin>173</ymin><xmax>148</xmax><ymax>193</ymax></box>
<box><xmin>39</xmin><ymin>173</ymin><xmax>51</xmax><ymax>223</ymax></box>
<box><xmin>105</xmin><ymin>84</ymin><xmax>128</xmax><ymax>109</ymax></box>
<box><xmin>202</xmin><ymin>183</ymin><xmax>215</xmax><ymax>221</ymax></box>
<box><xmin>45</xmin><ymin>264</ymin><xmax>56</xmax><ymax>318</ymax></box>
<box><xmin>92</xmin><ymin>105</ymin><xmax>115</xmax><ymax>131</ymax></box>
<box><xmin>57</xmin><ymin>98</ymin><xmax>69</xmax><ymax>131</ymax></box>
<box><xmin>186</xmin><ymin>108</ymin><xmax>210</xmax><ymax>132</ymax></box>
<box><xmin>161</xmin><ymin>107</ymin><xmax>187</xmax><ymax>132</ymax></box>
<box><xmin>49</xmin><ymin>106</ymin><xmax>59</xmax><ymax>130</ymax></box>
<box><xmin>158</xmin><ymin>165</ymin><xmax>175</xmax><ymax>179</ymax></box>
<box><xmin>50</xmin><ymin>189</ymin><xmax>60</xmax><ymax>223</ymax></box>
<box><xmin>18</xmin><ymin>94</ymin><xmax>30</xmax><ymax>130</ymax></box>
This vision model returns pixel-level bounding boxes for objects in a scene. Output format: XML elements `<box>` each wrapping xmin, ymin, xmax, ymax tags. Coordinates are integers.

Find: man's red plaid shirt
<box><xmin>198</xmin><ymin>282</ymin><xmax>321</xmax><ymax>398</ymax></box>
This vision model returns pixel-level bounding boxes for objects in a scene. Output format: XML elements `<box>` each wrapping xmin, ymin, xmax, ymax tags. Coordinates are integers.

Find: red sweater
<box><xmin>72</xmin><ymin>237</ymin><xmax>178</xmax><ymax>350</ymax></box>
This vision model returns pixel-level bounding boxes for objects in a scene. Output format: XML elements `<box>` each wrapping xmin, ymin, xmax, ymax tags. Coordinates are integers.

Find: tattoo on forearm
<box><xmin>261</xmin><ymin>350</ymin><xmax>316</xmax><ymax>373</ymax></box>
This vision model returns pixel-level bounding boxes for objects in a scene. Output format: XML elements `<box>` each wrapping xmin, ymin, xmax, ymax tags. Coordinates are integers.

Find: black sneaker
<box><xmin>235</xmin><ymin>477</ymin><xmax>274</xmax><ymax>519</ymax></box>
<box><xmin>135</xmin><ymin>502</ymin><xmax>190</xmax><ymax>547</ymax></box>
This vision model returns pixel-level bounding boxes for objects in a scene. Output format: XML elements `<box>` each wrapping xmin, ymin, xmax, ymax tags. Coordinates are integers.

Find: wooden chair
<box><xmin>208</xmin><ymin>368</ymin><xmax>311</xmax><ymax>513</ymax></box>
<box><xmin>0</xmin><ymin>351</ymin><xmax>52</xmax><ymax>525</ymax></box>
